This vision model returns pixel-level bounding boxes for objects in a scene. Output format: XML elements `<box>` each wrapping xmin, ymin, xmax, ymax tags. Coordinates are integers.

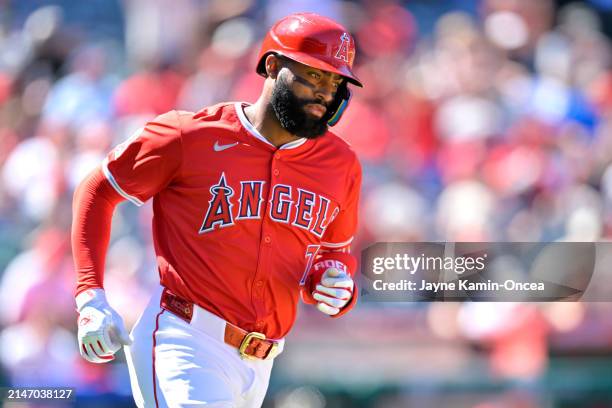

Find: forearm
<box><xmin>72</xmin><ymin>166</ymin><xmax>124</xmax><ymax>295</ymax></box>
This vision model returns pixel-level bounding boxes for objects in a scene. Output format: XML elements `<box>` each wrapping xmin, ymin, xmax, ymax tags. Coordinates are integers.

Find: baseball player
<box><xmin>72</xmin><ymin>13</ymin><xmax>362</xmax><ymax>407</ymax></box>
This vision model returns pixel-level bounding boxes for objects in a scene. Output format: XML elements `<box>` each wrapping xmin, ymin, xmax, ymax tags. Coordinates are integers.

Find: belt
<box><xmin>160</xmin><ymin>288</ymin><xmax>281</xmax><ymax>360</ymax></box>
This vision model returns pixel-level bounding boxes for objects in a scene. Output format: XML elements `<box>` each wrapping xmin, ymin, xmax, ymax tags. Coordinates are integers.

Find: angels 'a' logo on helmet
<box><xmin>335</xmin><ymin>33</ymin><xmax>350</xmax><ymax>62</ymax></box>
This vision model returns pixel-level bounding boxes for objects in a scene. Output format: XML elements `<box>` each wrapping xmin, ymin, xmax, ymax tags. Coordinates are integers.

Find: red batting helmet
<box><xmin>256</xmin><ymin>13</ymin><xmax>363</xmax><ymax>88</ymax></box>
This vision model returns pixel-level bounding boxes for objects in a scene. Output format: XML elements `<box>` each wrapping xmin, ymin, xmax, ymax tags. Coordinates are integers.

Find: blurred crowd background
<box><xmin>1</xmin><ymin>0</ymin><xmax>612</xmax><ymax>407</ymax></box>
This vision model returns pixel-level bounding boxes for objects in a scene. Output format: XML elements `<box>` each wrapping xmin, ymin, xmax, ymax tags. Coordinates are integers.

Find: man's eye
<box><xmin>309</xmin><ymin>72</ymin><xmax>320</xmax><ymax>80</ymax></box>
<box><xmin>332</xmin><ymin>82</ymin><xmax>340</xmax><ymax>89</ymax></box>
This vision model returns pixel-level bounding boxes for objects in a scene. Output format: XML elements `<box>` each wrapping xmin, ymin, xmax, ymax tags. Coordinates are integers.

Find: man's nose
<box><xmin>314</xmin><ymin>80</ymin><xmax>335</xmax><ymax>105</ymax></box>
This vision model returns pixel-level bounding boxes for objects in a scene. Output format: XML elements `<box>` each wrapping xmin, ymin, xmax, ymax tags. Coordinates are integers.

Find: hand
<box><xmin>312</xmin><ymin>268</ymin><xmax>354</xmax><ymax>316</ymax></box>
<box><xmin>76</xmin><ymin>289</ymin><xmax>132</xmax><ymax>363</ymax></box>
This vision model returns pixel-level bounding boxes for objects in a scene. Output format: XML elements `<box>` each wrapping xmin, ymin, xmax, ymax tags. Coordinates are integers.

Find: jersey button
<box><xmin>273</xmin><ymin>169</ymin><xmax>279</xmax><ymax>176</ymax></box>
<box><xmin>264</xmin><ymin>236</ymin><xmax>271</xmax><ymax>244</ymax></box>
<box><xmin>274</xmin><ymin>152</ymin><xmax>281</xmax><ymax>160</ymax></box>
<box><xmin>256</xmin><ymin>321</ymin><xmax>264</xmax><ymax>328</ymax></box>
<box><xmin>256</xmin><ymin>280</ymin><xmax>264</xmax><ymax>287</ymax></box>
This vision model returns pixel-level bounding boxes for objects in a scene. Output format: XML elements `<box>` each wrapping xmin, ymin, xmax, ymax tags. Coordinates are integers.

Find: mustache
<box><xmin>299</xmin><ymin>99</ymin><xmax>329</xmax><ymax>108</ymax></box>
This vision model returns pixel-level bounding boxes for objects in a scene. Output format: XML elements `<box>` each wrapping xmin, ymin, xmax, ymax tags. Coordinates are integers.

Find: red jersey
<box><xmin>100</xmin><ymin>102</ymin><xmax>361</xmax><ymax>339</ymax></box>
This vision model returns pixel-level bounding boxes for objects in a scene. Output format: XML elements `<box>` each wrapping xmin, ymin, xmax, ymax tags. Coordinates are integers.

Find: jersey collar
<box><xmin>235</xmin><ymin>102</ymin><xmax>308</xmax><ymax>150</ymax></box>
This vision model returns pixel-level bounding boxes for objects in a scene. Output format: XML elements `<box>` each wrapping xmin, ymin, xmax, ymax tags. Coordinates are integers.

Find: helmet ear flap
<box><xmin>325</xmin><ymin>82</ymin><xmax>351</xmax><ymax>127</ymax></box>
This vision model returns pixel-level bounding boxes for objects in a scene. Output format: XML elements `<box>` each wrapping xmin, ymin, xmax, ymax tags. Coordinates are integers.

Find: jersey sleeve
<box><xmin>320</xmin><ymin>157</ymin><xmax>361</xmax><ymax>252</ymax></box>
<box><xmin>102</xmin><ymin>110</ymin><xmax>183</xmax><ymax>205</ymax></box>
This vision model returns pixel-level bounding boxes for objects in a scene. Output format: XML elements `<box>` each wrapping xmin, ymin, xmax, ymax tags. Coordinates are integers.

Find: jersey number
<box><xmin>300</xmin><ymin>245</ymin><xmax>321</xmax><ymax>285</ymax></box>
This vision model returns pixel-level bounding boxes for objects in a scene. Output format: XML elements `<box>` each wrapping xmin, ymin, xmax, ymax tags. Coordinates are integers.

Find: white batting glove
<box><xmin>76</xmin><ymin>288</ymin><xmax>131</xmax><ymax>363</ymax></box>
<box><xmin>312</xmin><ymin>268</ymin><xmax>354</xmax><ymax>316</ymax></box>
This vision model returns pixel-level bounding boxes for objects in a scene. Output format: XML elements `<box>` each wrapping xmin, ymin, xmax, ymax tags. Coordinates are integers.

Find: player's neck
<box><xmin>243</xmin><ymin>100</ymin><xmax>302</xmax><ymax>148</ymax></box>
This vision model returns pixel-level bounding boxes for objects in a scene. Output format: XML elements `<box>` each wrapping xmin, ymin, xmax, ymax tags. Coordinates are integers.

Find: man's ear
<box><xmin>265</xmin><ymin>54</ymin><xmax>282</xmax><ymax>79</ymax></box>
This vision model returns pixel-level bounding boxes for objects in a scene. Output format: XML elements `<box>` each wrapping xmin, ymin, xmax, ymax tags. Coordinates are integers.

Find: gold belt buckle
<box><xmin>238</xmin><ymin>332</ymin><xmax>279</xmax><ymax>360</ymax></box>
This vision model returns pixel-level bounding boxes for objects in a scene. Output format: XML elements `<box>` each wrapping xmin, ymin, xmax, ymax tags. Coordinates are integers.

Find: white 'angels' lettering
<box><xmin>199</xmin><ymin>173</ymin><xmax>336</xmax><ymax>238</ymax></box>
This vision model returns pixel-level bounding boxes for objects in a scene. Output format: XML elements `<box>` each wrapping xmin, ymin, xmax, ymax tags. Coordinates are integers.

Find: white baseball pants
<box><xmin>124</xmin><ymin>285</ymin><xmax>283</xmax><ymax>407</ymax></box>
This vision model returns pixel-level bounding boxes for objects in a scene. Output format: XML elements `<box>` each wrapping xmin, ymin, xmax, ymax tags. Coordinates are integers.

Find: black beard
<box><xmin>270</xmin><ymin>76</ymin><xmax>329</xmax><ymax>139</ymax></box>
